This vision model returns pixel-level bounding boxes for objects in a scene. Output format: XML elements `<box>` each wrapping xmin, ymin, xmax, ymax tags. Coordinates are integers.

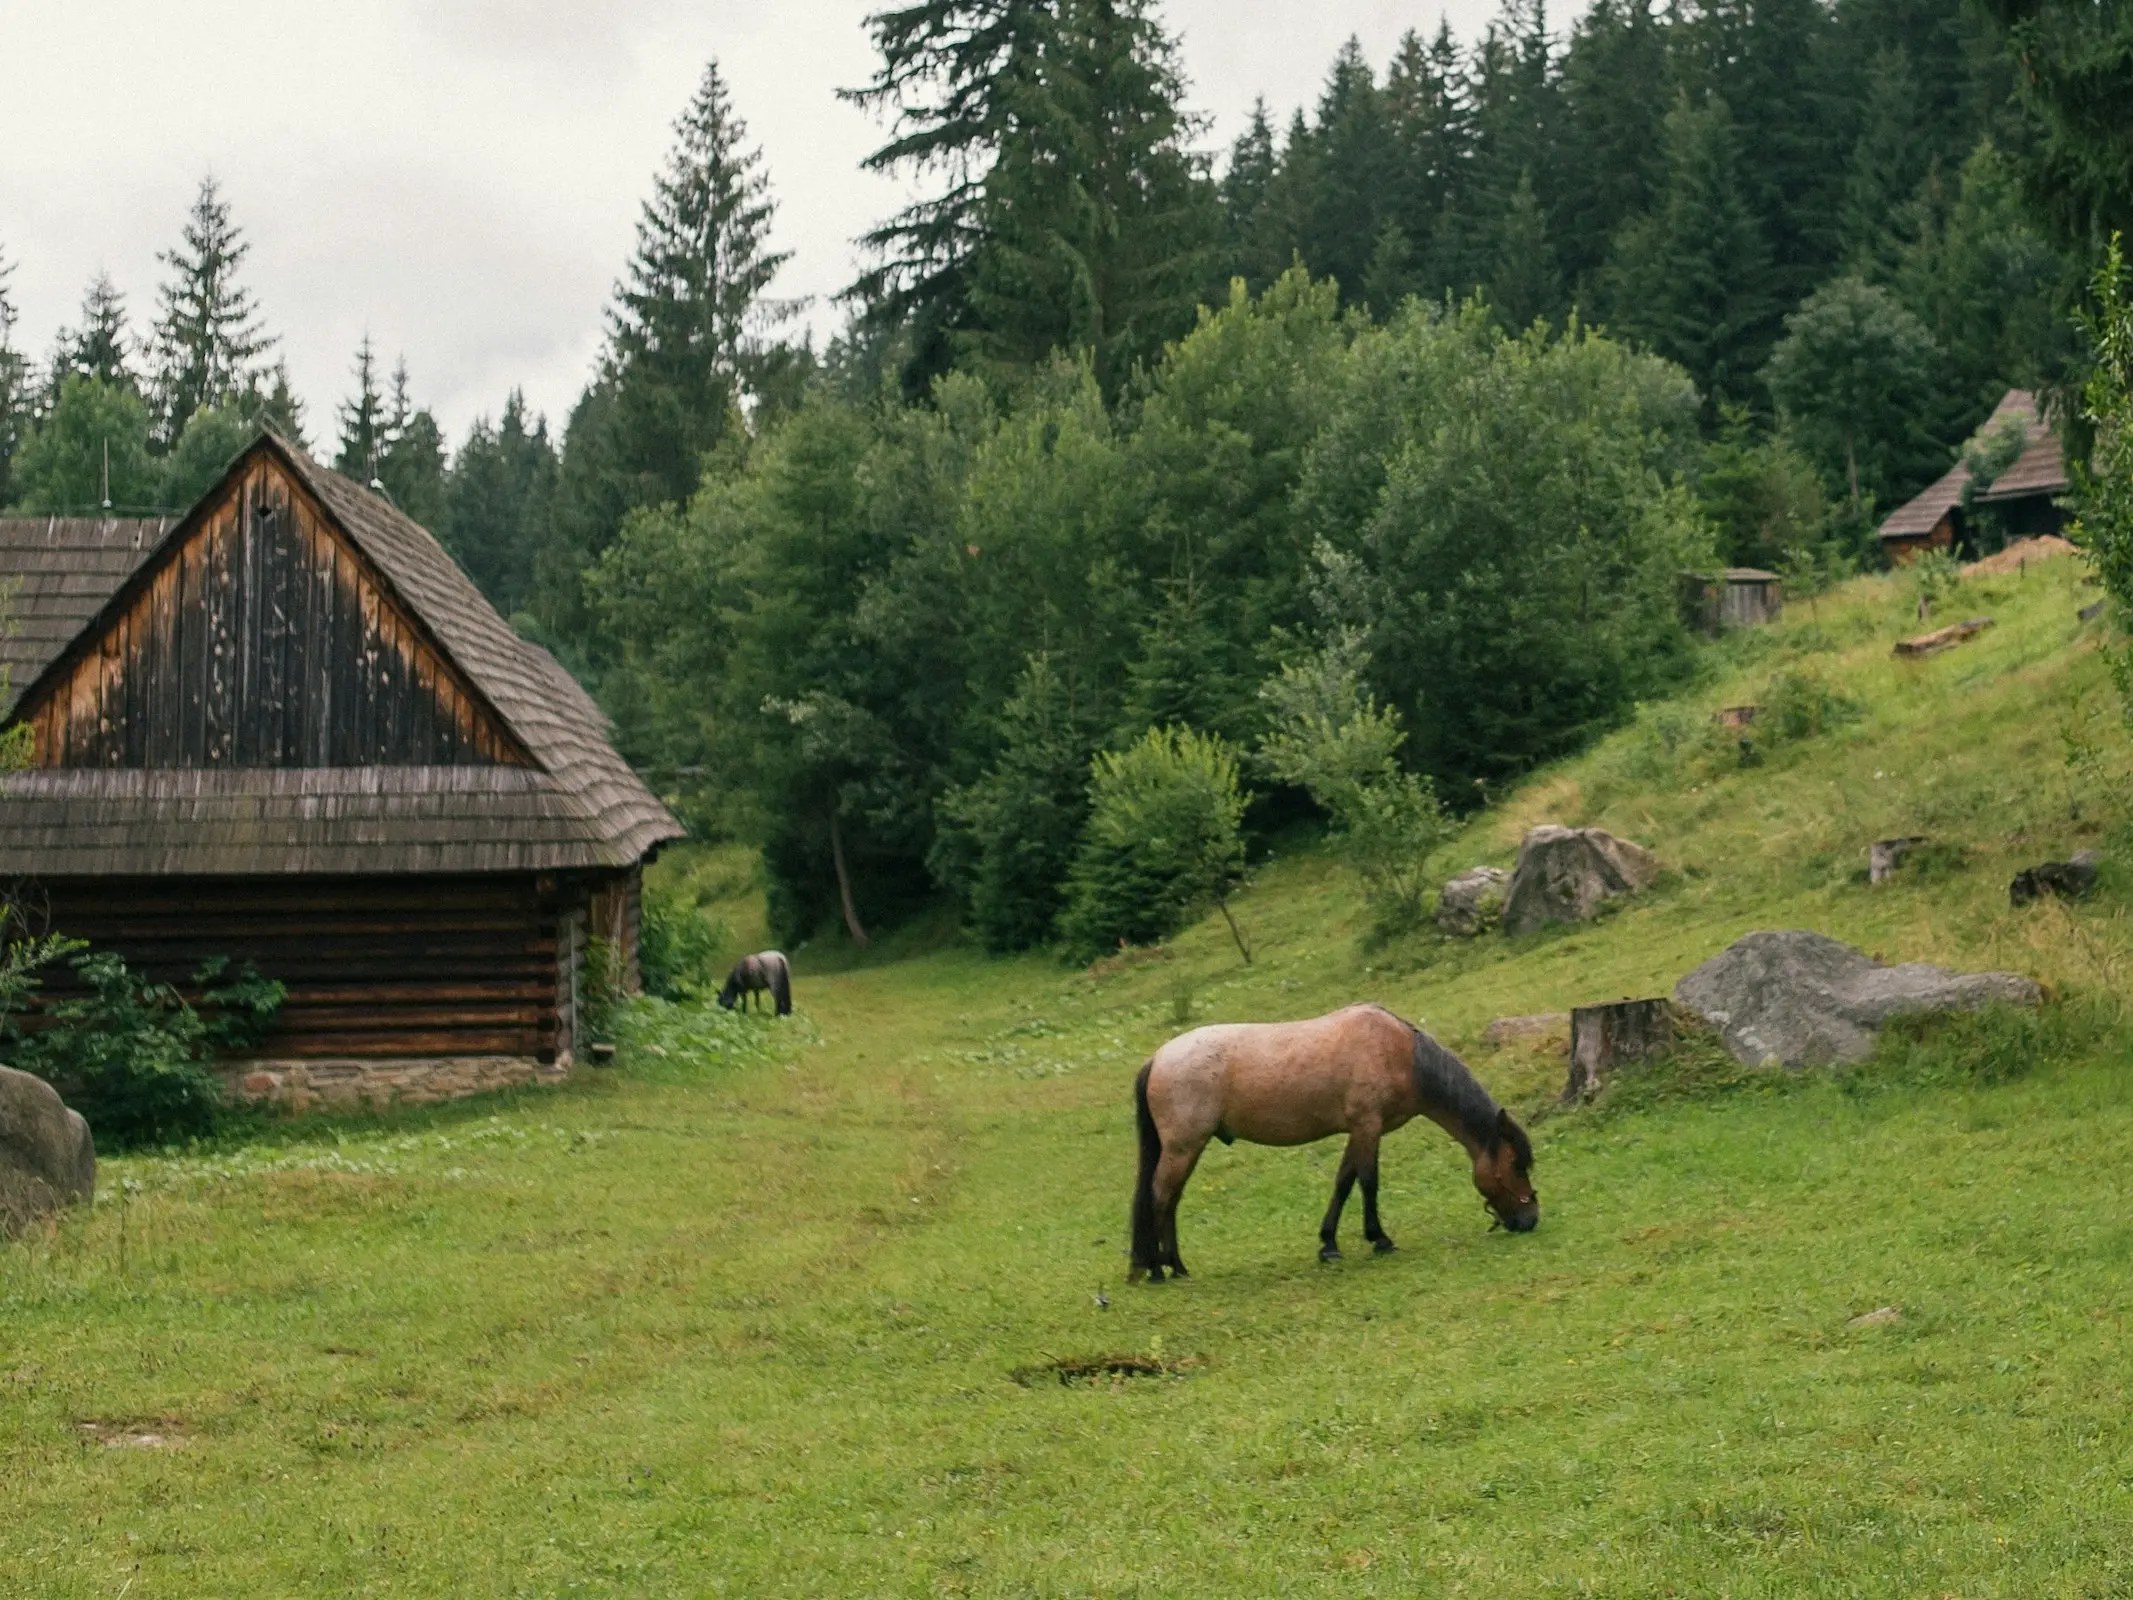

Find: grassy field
<box><xmin>6</xmin><ymin>552</ymin><xmax>2133</xmax><ymax>1596</ymax></box>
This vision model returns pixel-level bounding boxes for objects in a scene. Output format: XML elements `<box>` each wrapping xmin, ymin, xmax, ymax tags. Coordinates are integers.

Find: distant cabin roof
<box><xmin>1976</xmin><ymin>426</ymin><xmax>2070</xmax><ymax>502</ymax></box>
<box><xmin>0</xmin><ymin>434</ymin><xmax>680</xmax><ymax>878</ymax></box>
<box><xmin>1879</xmin><ymin>462</ymin><xmax>1971</xmax><ymax>539</ymax></box>
<box><xmin>0</xmin><ymin>515</ymin><xmax>173</xmax><ymax>694</ymax></box>
<box><xmin>1879</xmin><ymin>389</ymin><xmax>2064</xmax><ymax>542</ymax></box>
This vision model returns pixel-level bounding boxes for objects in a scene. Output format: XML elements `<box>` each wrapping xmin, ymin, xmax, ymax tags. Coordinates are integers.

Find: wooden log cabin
<box><xmin>0</xmin><ymin>433</ymin><xmax>681</xmax><ymax>1108</ymax></box>
<box><xmin>1879</xmin><ymin>389</ymin><xmax>2067</xmax><ymax>562</ymax></box>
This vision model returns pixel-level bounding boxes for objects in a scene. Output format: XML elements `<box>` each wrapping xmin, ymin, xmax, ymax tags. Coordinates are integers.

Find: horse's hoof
<box><xmin>1373</xmin><ymin>1238</ymin><xmax>1398</xmax><ymax>1256</ymax></box>
<box><xmin>1142</xmin><ymin>1265</ymin><xmax>1167</xmax><ymax>1284</ymax></box>
<box><xmin>1168</xmin><ymin>1265</ymin><xmax>1189</xmax><ymax>1280</ymax></box>
<box><xmin>1318</xmin><ymin>1245</ymin><xmax>1343</xmax><ymax>1263</ymax></box>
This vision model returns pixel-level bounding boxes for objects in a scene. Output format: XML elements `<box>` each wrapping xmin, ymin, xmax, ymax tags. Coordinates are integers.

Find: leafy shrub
<box><xmin>638</xmin><ymin>878</ymin><xmax>728</xmax><ymax>1000</ymax></box>
<box><xmin>1059</xmin><ymin>727</ymin><xmax>1248</xmax><ymax>961</ymax></box>
<box><xmin>1764</xmin><ymin>667</ymin><xmax>1863</xmax><ymax>742</ymax></box>
<box><xmin>4</xmin><ymin>950</ymin><xmax>284</xmax><ymax>1150</ymax></box>
<box><xmin>1909</xmin><ymin>547</ymin><xmax>1962</xmax><ymax>614</ymax></box>
<box><xmin>1259</xmin><ymin>632</ymin><xmax>1452</xmax><ymax>937</ymax></box>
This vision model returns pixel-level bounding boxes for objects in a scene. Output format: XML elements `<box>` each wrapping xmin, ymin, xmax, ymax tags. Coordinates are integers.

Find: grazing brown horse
<box><xmin>717</xmin><ymin>951</ymin><xmax>792</xmax><ymax>1016</ymax></box>
<box><xmin>1130</xmin><ymin>1003</ymin><xmax>1537</xmax><ymax>1280</ymax></box>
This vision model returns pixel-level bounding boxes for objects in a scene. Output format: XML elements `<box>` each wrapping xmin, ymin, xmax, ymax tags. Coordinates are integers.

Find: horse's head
<box><xmin>1471</xmin><ymin>1108</ymin><xmax>1538</xmax><ymax>1232</ymax></box>
<box><xmin>715</xmin><ymin>977</ymin><xmax>740</xmax><ymax>1011</ymax></box>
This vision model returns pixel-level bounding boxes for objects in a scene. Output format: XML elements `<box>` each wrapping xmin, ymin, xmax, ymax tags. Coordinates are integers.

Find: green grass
<box><xmin>7</xmin><ymin>552</ymin><xmax>2133</xmax><ymax>1595</ymax></box>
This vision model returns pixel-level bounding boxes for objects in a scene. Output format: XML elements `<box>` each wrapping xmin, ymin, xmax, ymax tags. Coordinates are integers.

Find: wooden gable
<box><xmin>21</xmin><ymin>453</ymin><xmax>527</xmax><ymax>770</ymax></box>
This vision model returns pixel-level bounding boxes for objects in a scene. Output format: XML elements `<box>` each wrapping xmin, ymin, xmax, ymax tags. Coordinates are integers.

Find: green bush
<box><xmin>1764</xmin><ymin>666</ymin><xmax>1863</xmax><ymax>742</ymax></box>
<box><xmin>1259</xmin><ymin>632</ymin><xmax>1452</xmax><ymax>937</ymax></box>
<box><xmin>1059</xmin><ymin>727</ymin><xmax>1248</xmax><ymax>961</ymax></box>
<box><xmin>638</xmin><ymin>878</ymin><xmax>728</xmax><ymax>1000</ymax></box>
<box><xmin>3</xmin><ymin>949</ymin><xmax>283</xmax><ymax>1150</ymax></box>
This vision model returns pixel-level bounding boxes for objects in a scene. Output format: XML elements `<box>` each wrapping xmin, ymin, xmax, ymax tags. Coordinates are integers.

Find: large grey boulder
<box><xmin>1501</xmin><ymin>825</ymin><xmax>1661</xmax><ymax>935</ymax></box>
<box><xmin>0</xmin><ymin>1065</ymin><xmax>95</xmax><ymax>1235</ymax></box>
<box><xmin>1674</xmin><ymin>930</ymin><xmax>2041</xmax><ymax>1069</ymax></box>
<box><xmin>1437</xmin><ymin>866</ymin><xmax>1509</xmax><ymax>936</ymax></box>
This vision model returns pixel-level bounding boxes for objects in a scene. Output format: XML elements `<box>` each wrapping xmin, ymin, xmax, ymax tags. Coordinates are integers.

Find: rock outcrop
<box><xmin>1674</xmin><ymin>930</ymin><xmax>2040</xmax><ymax>1069</ymax></box>
<box><xmin>0</xmin><ymin>1065</ymin><xmax>96</xmax><ymax>1235</ymax></box>
<box><xmin>1437</xmin><ymin>866</ymin><xmax>1509</xmax><ymax>936</ymax></box>
<box><xmin>1500</xmin><ymin>825</ymin><xmax>1661</xmax><ymax>936</ymax></box>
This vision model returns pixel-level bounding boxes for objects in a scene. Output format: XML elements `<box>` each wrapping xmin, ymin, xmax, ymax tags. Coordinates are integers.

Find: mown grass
<box><xmin>6</xmin><ymin>551</ymin><xmax>2133</xmax><ymax>1596</ymax></box>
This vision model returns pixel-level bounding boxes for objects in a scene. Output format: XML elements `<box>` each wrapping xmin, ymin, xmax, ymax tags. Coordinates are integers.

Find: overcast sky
<box><xmin>0</xmin><ymin>1</ymin><xmax>1504</xmax><ymax>444</ymax></box>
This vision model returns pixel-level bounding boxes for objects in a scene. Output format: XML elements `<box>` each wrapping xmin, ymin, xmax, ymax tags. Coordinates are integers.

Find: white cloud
<box><xmin>0</xmin><ymin>0</ymin><xmax>1502</xmax><ymax>445</ymax></box>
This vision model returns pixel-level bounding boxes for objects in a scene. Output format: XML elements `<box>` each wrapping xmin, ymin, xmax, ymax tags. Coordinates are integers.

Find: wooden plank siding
<box><xmin>25</xmin><ymin>458</ymin><xmax>524</xmax><ymax>771</ymax></box>
<box><xmin>24</xmin><ymin>874</ymin><xmax>611</xmax><ymax>1062</ymax></box>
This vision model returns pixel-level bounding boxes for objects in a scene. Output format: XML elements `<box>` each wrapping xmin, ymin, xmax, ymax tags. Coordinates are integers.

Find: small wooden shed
<box><xmin>0</xmin><ymin>433</ymin><xmax>680</xmax><ymax>1108</ymax></box>
<box><xmin>1680</xmin><ymin>568</ymin><xmax>1784</xmax><ymax>635</ymax></box>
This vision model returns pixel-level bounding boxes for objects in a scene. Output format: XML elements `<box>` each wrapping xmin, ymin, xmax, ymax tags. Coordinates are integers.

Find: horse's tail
<box><xmin>1130</xmin><ymin>1059</ymin><xmax>1162</xmax><ymax>1278</ymax></box>
<box><xmin>770</xmin><ymin>953</ymin><xmax>792</xmax><ymax>1017</ymax></box>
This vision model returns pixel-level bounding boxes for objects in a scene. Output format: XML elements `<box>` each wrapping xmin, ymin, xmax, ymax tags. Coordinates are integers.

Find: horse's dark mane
<box><xmin>1400</xmin><ymin>1016</ymin><xmax>1531</xmax><ymax>1168</ymax></box>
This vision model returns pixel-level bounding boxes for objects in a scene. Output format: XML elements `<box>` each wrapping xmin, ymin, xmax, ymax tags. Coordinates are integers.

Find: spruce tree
<box><xmin>1839</xmin><ymin>48</ymin><xmax>1933</xmax><ymax>280</ymax></box>
<box><xmin>447</xmin><ymin>393</ymin><xmax>559</xmax><ymax>617</ymax></box>
<box><xmin>51</xmin><ymin>273</ymin><xmax>138</xmax><ymax>397</ymax></box>
<box><xmin>1554</xmin><ymin>0</ymin><xmax>1669</xmax><ymax>296</ymax></box>
<box><xmin>1294</xmin><ymin>39</ymin><xmax>1390</xmax><ymax>307</ymax></box>
<box><xmin>1604</xmin><ymin>92</ymin><xmax>1779</xmax><ymax>413</ymax></box>
<box><xmin>846</xmin><ymin>0</ymin><xmax>1214</xmax><ymax>396</ymax></box>
<box><xmin>1378</xmin><ymin>26</ymin><xmax>1470</xmax><ymax>299</ymax></box>
<box><xmin>1977</xmin><ymin>0</ymin><xmax>2133</xmax><ymax>245</ymax></box>
<box><xmin>1432</xmin><ymin>3</ymin><xmax>1562</xmax><ymax>317</ymax></box>
<box><xmin>1689</xmin><ymin>0</ymin><xmax>1848</xmax><ymax>313</ymax></box>
<box><xmin>150</xmin><ymin>178</ymin><xmax>274</xmax><ymax>445</ymax></box>
<box><xmin>334</xmin><ymin>334</ymin><xmax>387</xmax><ymax>481</ymax></box>
<box><xmin>0</xmin><ymin>246</ymin><xmax>32</xmax><ymax>506</ymax></box>
<box><xmin>377</xmin><ymin>359</ymin><xmax>449</xmax><ymax>530</ymax></box>
<box><xmin>608</xmin><ymin>57</ymin><xmax>790</xmax><ymax>511</ymax></box>
<box><xmin>1219</xmin><ymin>101</ymin><xmax>1287</xmax><ymax>293</ymax></box>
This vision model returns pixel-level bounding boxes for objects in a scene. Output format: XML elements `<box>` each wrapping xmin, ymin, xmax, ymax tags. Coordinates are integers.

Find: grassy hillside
<box><xmin>6</xmin><ymin>551</ymin><xmax>2133</xmax><ymax>1596</ymax></box>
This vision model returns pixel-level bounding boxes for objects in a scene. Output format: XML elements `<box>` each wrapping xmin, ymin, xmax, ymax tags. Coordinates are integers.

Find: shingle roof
<box><xmin>0</xmin><ymin>516</ymin><xmax>171</xmax><ymax>706</ymax></box>
<box><xmin>1879</xmin><ymin>389</ymin><xmax>2050</xmax><ymax>543</ymax></box>
<box><xmin>1977</xmin><ymin>428</ymin><xmax>2069</xmax><ymax>502</ymax></box>
<box><xmin>1879</xmin><ymin>463</ymin><xmax>1969</xmax><ymax>539</ymax></box>
<box><xmin>0</xmin><ymin>435</ymin><xmax>680</xmax><ymax>877</ymax></box>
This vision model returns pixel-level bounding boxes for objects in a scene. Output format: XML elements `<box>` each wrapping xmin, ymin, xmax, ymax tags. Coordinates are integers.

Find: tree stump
<box><xmin>1564</xmin><ymin>999</ymin><xmax>1675</xmax><ymax>1103</ymax></box>
<box><xmin>1869</xmin><ymin>836</ymin><xmax>1926</xmax><ymax>884</ymax></box>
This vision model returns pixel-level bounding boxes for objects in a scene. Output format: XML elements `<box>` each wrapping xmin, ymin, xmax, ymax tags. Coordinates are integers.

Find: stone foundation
<box><xmin>223</xmin><ymin>1054</ymin><xmax>571</xmax><ymax>1113</ymax></box>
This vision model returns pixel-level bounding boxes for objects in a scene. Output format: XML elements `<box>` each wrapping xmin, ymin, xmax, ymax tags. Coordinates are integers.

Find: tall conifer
<box><xmin>1554</xmin><ymin>0</ymin><xmax>1669</xmax><ymax>295</ymax></box>
<box><xmin>1604</xmin><ymin>92</ymin><xmax>1779</xmax><ymax>411</ymax></box>
<box><xmin>335</xmin><ymin>334</ymin><xmax>387</xmax><ymax>481</ymax></box>
<box><xmin>608</xmin><ymin>57</ymin><xmax>790</xmax><ymax>511</ymax></box>
<box><xmin>0</xmin><ymin>244</ymin><xmax>28</xmax><ymax>507</ymax></box>
<box><xmin>846</xmin><ymin>0</ymin><xmax>1213</xmax><ymax>395</ymax></box>
<box><xmin>1840</xmin><ymin>48</ymin><xmax>1933</xmax><ymax>280</ymax></box>
<box><xmin>1377</xmin><ymin>26</ymin><xmax>1469</xmax><ymax>300</ymax></box>
<box><xmin>1219</xmin><ymin>101</ymin><xmax>1287</xmax><ymax>293</ymax></box>
<box><xmin>377</xmin><ymin>358</ymin><xmax>449</xmax><ymax>529</ymax></box>
<box><xmin>51</xmin><ymin>273</ymin><xmax>138</xmax><ymax>398</ymax></box>
<box><xmin>448</xmin><ymin>393</ymin><xmax>559</xmax><ymax>617</ymax></box>
<box><xmin>150</xmin><ymin>177</ymin><xmax>273</xmax><ymax>444</ymax></box>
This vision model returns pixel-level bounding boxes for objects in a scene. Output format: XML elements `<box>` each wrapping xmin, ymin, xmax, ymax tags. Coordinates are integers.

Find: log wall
<box><xmin>23</xmin><ymin>874</ymin><xmax>617</xmax><ymax>1063</ymax></box>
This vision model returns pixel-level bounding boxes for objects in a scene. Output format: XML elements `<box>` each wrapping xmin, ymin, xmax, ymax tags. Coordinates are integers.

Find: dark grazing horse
<box><xmin>717</xmin><ymin>951</ymin><xmax>792</xmax><ymax>1016</ymax></box>
<box><xmin>1130</xmin><ymin>1002</ymin><xmax>1537</xmax><ymax>1281</ymax></box>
